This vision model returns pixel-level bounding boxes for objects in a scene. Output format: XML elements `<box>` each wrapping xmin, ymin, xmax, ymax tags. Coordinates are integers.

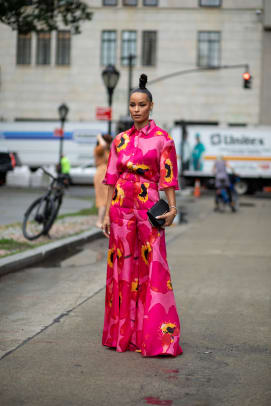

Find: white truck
<box><xmin>0</xmin><ymin>121</ymin><xmax>109</xmax><ymax>170</ymax></box>
<box><xmin>171</xmin><ymin>125</ymin><xmax>271</xmax><ymax>194</ymax></box>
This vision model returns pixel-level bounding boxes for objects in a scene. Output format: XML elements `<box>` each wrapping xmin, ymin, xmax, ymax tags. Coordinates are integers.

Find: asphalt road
<box><xmin>0</xmin><ymin>185</ymin><xmax>95</xmax><ymax>226</ymax></box>
<box><xmin>0</xmin><ymin>194</ymin><xmax>270</xmax><ymax>405</ymax></box>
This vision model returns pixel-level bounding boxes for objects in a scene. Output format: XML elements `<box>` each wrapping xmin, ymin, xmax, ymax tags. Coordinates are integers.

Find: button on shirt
<box><xmin>103</xmin><ymin>120</ymin><xmax>179</xmax><ymax>191</ymax></box>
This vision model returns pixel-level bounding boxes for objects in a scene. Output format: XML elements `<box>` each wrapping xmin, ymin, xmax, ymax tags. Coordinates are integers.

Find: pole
<box><xmin>148</xmin><ymin>64</ymin><xmax>250</xmax><ymax>85</ymax></box>
<box><xmin>179</xmin><ymin>120</ymin><xmax>186</xmax><ymax>189</ymax></box>
<box><xmin>108</xmin><ymin>89</ymin><xmax>113</xmax><ymax>136</ymax></box>
<box><xmin>58</xmin><ymin>119</ymin><xmax>65</xmax><ymax>172</ymax></box>
<box><xmin>126</xmin><ymin>54</ymin><xmax>136</xmax><ymax>115</ymax></box>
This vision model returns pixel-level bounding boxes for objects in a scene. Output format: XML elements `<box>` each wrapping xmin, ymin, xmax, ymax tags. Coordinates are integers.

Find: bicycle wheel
<box><xmin>42</xmin><ymin>197</ymin><xmax>61</xmax><ymax>235</ymax></box>
<box><xmin>22</xmin><ymin>196</ymin><xmax>55</xmax><ymax>240</ymax></box>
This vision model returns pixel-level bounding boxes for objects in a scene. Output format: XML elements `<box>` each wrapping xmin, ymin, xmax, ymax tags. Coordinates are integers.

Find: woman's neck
<box><xmin>134</xmin><ymin>119</ymin><xmax>150</xmax><ymax>130</ymax></box>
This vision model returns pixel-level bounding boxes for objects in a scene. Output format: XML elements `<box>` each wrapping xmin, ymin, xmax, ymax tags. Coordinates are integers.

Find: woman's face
<box><xmin>129</xmin><ymin>92</ymin><xmax>153</xmax><ymax>126</ymax></box>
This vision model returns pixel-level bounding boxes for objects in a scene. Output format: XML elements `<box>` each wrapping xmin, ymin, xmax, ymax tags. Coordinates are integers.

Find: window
<box><xmin>198</xmin><ymin>31</ymin><xmax>220</xmax><ymax>68</ymax></box>
<box><xmin>121</xmin><ymin>31</ymin><xmax>137</xmax><ymax>66</ymax></box>
<box><xmin>101</xmin><ymin>31</ymin><xmax>117</xmax><ymax>65</ymax></box>
<box><xmin>123</xmin><ymin>0</ymin><xmax>137</xmax><ymax>6</ymax></box>
<box><xmin>142</xmin><ymin>31</ymin><xmax>157</xmax><ymax>66</ymax></box>
<box><xmin>143</xmin><ymin>0</ymin><xmax>158</xmax><ymax>6</ymax></box>
<box><xmin>199</xmin><ymin>0</ymin><xmax>222</xmax><ymax>7</ymax></box>
<box><xmin>56</xmin><ymin>31</ymin><xmax>71</xmax><ymax>65</ymax></box>
<box><xmin>16</xmin><ymin>33</ymin><xmax>31</xmax><ymax>65</ymax></box>
<box><xmin>103</xmin><ymin>0</ymin><xmax>118</xmax><ymax>5</ymax></box>
<box><xmin>36</xmin><ymin>31</ymin><xmax>51</xmax><ymax>65</ymax></box>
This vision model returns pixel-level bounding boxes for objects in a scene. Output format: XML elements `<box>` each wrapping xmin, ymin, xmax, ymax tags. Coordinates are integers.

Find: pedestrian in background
<box><xmin>101</xmin><ymin>74</ymin><xmax>183</xmax><ymax>357</ymax></box>
<box><xmin>60</xmin><ymin>154</ymin><xmax>71</xmax><ymax>186</ymax></box>
<box><xmin>192</xmin><ymin>133</ymin><xmax>205</xmax><ymax>171</ymax></box>
<box><xmin>94</xmin><ymin>133</ymin><xmax>112</xmax><ymax>228</ymax></box>
<box><xmin>213</xmin><ymin>156</ymin><xmax>236</xmax><ymax>212</ymax></box>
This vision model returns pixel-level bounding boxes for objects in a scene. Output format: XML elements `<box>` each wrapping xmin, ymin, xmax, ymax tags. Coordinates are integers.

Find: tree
<box><xmin>0</xmin><ymin>0</ymin><xmax>92</xmax><ymax>34</ymax></box>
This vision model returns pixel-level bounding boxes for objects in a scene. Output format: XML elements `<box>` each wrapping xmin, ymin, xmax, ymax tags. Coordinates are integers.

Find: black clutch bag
<box><xmin>147</xmin><ymin>199</ymin><xmax>169</xmax><ymax>228</ymax></box>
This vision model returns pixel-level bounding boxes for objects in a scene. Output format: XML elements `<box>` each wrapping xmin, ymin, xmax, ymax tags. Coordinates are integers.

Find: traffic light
<box><xmin>243</xmin><ymin>72</ymin><xmax>252</xmax><ymax>89</ymax></box>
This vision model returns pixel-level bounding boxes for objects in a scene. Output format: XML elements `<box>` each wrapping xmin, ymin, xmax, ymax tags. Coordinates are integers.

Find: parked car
<box><xmin>69</xmin><ymin>165</ymin><xmax>96</xmax><ymax>185</ymax></box>
<box><xmin>0</xmin><ymin>150</ymin><xmax>20</xmax><ymax>185</ymax></box>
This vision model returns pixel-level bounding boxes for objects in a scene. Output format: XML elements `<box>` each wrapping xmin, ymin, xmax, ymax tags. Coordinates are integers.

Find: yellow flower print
<box><xmin>107</xmin><ymin>248</ymin><xmax>114</xmax><ymax>268</ymax></box>
<box><xmin>131</xmin><ymin>278</ymin><xmax>139</xmax><ymax>293</ymax></box>
<box><xmin>116</xmin><ymin>133</ymin><xmax>129</xmax><ymax>152</ymax></box>
<box><xmin>167</xmin><ymin>280</ymin><xmax>173</xmax><ymax>290</ymax></box>
<box><xmin>141</xmin><ymin>241</ymin><xmax>152</xmax><ymax>265</ymax></box>
<box><xmin>166</xmin><ymin>132</ymin><xmax>173</xmax><ymax>140</ymax></box>
<box><xmin>111</xmin><ymin>184</ymin><xmax>125</xmax><ymax>206</ymax></box>
<box><xmin>138</xmin><ymin>183</ymin><xmax>149</xmax><ymax>203</ymax></box>
<box><xmin>161</xmin><ymin>322</ymin><xmax>176</xmax><ymax>336</ymax></box>
<box><xmin>165</xmin><ymin>158</ymin><xmax>173</xmax><ymax>183</ymax></box>
<box><xmin>127</xmin><ymin>162</ymin><xmax>150</xmax><ymax>176</ymax></box>
<box><xmin>156</xmin><ymin>131</ymin><xmax>163</xmax><ymax>135</ymax></box>
<box><xmin>116</xmin><ymin>248</ymin><xmax>122</xmax><ymax>260</ymax></box>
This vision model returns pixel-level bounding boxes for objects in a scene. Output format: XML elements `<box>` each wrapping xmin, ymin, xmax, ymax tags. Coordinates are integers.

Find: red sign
<box><xmin>54</xmin><ymin>128</ymin><xmax>64</xmax><ymax>137</ymax></box>
<box><xmin>96</xmin><ymin>107</ymin><xmax>112</xmax><ymax>121</ymax></box>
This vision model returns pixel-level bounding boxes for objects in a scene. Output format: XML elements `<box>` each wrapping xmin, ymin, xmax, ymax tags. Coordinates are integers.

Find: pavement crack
<box><xmin>0</xmin><ymin>285</ymin><xmax>105</xmax><ymax>362</ymax></box>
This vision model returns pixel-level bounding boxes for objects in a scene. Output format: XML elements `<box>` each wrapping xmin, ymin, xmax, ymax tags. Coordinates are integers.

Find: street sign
<box><xmin>96</xmin><ymin>107</ymin><xmax>112</xmax><ymax>121</ymax></box>
<box><xmin>54</xmin><ymin>128</ymin><xmax>64</xmax><ymax>137</ymax></box>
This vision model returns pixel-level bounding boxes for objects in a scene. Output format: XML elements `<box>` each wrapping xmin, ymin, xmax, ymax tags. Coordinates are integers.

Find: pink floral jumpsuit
<box><xmin>102</xmin><ymin>120</ymin><xmax>183</xmax><ymax>357</ymax></box>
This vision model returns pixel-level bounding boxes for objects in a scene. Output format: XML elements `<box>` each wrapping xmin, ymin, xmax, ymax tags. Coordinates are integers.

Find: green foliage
<box><xmin>0</xmin><ymin>0</ymin><xmax>92</xmax><ymax>34</ymax></box>
<box><xmin>0</xmin><ymin>238</ymin><xmax>32</xmax><ymax>251</ymax></box>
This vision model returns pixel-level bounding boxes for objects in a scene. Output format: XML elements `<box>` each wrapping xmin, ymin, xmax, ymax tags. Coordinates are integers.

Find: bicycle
<box><xmin>22</xmin><ymin>167</ymin><xmax>69</xmax><ymax>240</ymax></box>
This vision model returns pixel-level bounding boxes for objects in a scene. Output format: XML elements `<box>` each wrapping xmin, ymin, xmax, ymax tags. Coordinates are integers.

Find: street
<box><xmin>0</xmin><ymin>186</ymin><xmax>95</xmax><ymax>226</ymax></box>
<box><xmin>0</xmin><ymin>193</ymin><xmax>270</xmax><ymax>406</ymax></box>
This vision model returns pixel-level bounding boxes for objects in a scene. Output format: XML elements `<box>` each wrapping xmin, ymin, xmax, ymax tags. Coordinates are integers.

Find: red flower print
<box><xmin>150</xmin><ymin>261</ymin><xmax>172</xmax><ymax>294</ymax></box>
<box><xmin>142</xmin><ymin>303</ymin><xmax>181</xmax><ymax>356</ymax></box>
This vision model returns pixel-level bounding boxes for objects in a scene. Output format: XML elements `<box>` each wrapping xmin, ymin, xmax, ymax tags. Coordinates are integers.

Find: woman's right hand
<box><xmin>102</xmin><ymin>214</ymin><xmax>110</xmax><ymax>238</ymax></box>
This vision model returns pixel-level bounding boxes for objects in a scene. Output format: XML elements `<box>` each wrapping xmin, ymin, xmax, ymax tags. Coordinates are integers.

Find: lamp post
<box><xmin>102</xmin><ymin>64</ymin><xmax>120</xmax><ymax>136</ymax></box>
<box><xmin>120</xmin><ymin>54</ymin><xmax>136</xmax><ymax>115</ymax></box>
<box><xmin>58</xmin><ymin>103</ymin><xmax>69</xmax><ymax>172</ymax></box>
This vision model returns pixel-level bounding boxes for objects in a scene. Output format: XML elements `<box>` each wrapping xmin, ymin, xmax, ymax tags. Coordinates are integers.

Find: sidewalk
<box><xmin>0</xmin><ymin>190</ymin><xmax>194</xmax><ymax>276</ymax></box>
<box><xmin>0</xmin><ymin>193</ymin><xmax>270</xmax><ymax>405</ymax></box>
<box><xmin>0</xmin><ymin>212</ymin><xmax>102</xmax><ymax>276</ymax></box>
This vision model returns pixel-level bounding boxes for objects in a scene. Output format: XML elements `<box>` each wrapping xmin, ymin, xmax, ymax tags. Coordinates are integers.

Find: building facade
<box><xmin>0</xmin><ymin>0</ymin><xmax>269</xmax><ymax>130</ymax></box>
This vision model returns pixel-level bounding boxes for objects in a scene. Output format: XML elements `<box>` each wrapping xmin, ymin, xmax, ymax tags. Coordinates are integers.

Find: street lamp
<box><xmin>58</xmin><ymin>103</ymin><xmax>69</xmax><ymax>171</ymax></box>
<box><xmin>102</xmin><ymin>64</ymin><xmax>120</xmax><ymax>136</ymax></box>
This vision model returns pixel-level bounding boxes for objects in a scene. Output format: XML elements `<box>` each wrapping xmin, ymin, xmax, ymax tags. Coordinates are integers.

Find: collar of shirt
<box><xmin>129</xmin><ymin>119</ymin><xmax>156</xmax><ymax>136</ymax></box>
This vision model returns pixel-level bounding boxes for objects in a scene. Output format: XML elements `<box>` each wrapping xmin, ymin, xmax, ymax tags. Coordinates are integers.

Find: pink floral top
<box><xmin>103</xmin><ymin>120</ymin><xmax>179</xmax><ymax>191</ymax></box>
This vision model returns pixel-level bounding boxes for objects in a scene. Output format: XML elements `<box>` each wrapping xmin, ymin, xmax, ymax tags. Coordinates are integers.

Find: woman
<box><xmin>94</xmin><ymin>133</ymin><xmax>112</xmax><ymax>228</ymax></box>
<box><xmin>101</xmin><ymin>74</ymin><xmax>183</xmax><ymax>357</ymax></box>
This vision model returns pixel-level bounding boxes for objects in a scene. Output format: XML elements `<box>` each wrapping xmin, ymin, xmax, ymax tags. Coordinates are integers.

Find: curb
<box><xmin>0</xmin><ymin>228</ymin><xmax>103</xmax><ymax>278</ymax></box>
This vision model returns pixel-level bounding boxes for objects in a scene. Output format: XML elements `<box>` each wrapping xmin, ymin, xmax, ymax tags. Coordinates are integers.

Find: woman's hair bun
<box><xmin>139</xmin><ymin>74</ymin><xmax>148</xmax><ymax>89</ymax></box>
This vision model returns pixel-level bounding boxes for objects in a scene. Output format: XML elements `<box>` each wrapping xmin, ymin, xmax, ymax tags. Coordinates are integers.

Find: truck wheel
<box><xmin>0</xmin><ymin>172</ymin><xmax>7</xmax><ymax>185</ymax></box>
<box><xmin>235</xmin><ymin>180</ymin><xmax>248</xmax><ymax>195</ymax></box>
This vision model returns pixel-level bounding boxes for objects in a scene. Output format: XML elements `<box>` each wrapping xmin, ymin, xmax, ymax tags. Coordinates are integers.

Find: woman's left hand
<box><xmin>156</xmin><ymin>209</ymin><xmax>177</xmax><ymax>227</ymax></box>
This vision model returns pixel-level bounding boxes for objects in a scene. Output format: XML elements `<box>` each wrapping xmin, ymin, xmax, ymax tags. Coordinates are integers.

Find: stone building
<box><xmin>0</xmin><ymin>0</ymin><xmax>270</xmax><ymax>130</ymax></box>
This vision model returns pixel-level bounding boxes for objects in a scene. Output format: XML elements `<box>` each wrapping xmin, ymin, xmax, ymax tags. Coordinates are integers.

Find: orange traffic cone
<box><xmin>194</xmin><ymin>179</ymin><xmax>201</xmax><ymax>198</ymax></box>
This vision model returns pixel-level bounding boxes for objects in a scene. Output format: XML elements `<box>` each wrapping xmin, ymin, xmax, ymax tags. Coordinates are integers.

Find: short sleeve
<box><xmin>102</xmin><ymin>140</ymin><xmax>119</xmax><ymax>186</ymax></box>
<box><xmin>159</xmin><ymin>138</ymin><xmax>180</xmax><ymax>191</ymax></box>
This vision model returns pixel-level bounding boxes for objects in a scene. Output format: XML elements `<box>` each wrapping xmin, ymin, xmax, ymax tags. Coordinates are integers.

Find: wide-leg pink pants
<box><xmin>102</xmin><ymin>176</ymin><xmax>183</xmax><ymax>357</ymax></box>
